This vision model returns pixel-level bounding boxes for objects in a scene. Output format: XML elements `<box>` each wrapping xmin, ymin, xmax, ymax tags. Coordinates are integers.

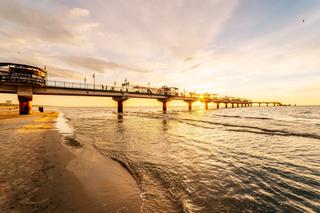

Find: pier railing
<box><xmin>0</xmin><ymin>77</ymin><xmax>256</xmax><ymax>103</ymax></box>
<box><xmin>45</xmin><ymin>80</ymin><xmax>197</xmax><ymax>98</ymax></box>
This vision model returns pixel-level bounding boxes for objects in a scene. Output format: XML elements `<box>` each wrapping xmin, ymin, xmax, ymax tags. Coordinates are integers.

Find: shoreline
<box><xmin>0</xmin><ymin>109</ymin><xmax>142</xmax><ymax>212</ymax></box>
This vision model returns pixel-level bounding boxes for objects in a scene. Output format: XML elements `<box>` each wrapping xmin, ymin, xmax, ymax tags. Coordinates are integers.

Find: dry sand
<box><xmin>0</xmin><ymin>109</ymin><xmax>142</xmax><ymax>212</ymax></box>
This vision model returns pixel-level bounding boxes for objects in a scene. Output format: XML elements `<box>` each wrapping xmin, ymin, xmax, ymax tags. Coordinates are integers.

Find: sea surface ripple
<box><xmin>59</xmin><ymin>106</ymin><xmax>320</xmax><ymax>212</ymax></box>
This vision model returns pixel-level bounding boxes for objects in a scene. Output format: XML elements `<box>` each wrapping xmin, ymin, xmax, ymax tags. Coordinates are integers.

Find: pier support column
<box><xmin>273</xmin><ymin>103</ymin><xmax>276</xmax><ymax>107</ymax></box>
<box><xmin>237</xmin><ymin>103</ymin><xmax>239</xmax><ymax>108</ymax></box>
<box><xmin>225</xmin><ymin>103</ymin><xmax>228</xmax><ymax>108</ymax></box>
<box><xmin>184</xmin><ymin>100</ymin><xmax>195</xmax><ymax>111</ymax></box>
<box><xmin>118</xmin><ymin>101</ymin><xmax>123</xmax><ymax>113</ymax></box>
<box><xmin>18</xmin><ymin>96</ymin><xmax>32</xmax><ymax>115</ymax></box>
<box><xmin>113</xmin><ymin>97</ymin><xmax>129</xmax><ymax>113</ymax></box>
<box><xmin>266</xmin><ymin>103</ymin><xmax>269</xmax><ymax>107</ymax></box>
<box><xmin>205</xmin><ymin>102</ymin><xmax>208</xmax><ymax>110</ymax></box>
<box><xmin>217</xmin><ymin>103</ymin><xmax>220</xmax><ymax>109</ymax></box>
<box><xmin>17</xmin><ymin>86</ymin><xmax>33</xmax><ymax>115</ymax></box>
<box><xmin>185</xmin><ymin>101</ymin><xmax>193</xmax><ymax>111</ymax></box>
<box><xmin>241</xmin><ymin>103</ymin><xmax>243</xmax><ymax>107</ymax></box>
<box><xmin>158</xmin><ymin>99</ymin><xmax>171</xmax><ymax>113</ymax></box>
<box><xmin>163</xmin><ymin>101</ymin><xmax>167</xmax><ymax>112</ymax></box>
<box><xmin>259</xmin><ymin>103</ymin><xmax>261</xmax><ymax>107</ymax></box>
<box><xmin>232</xmin><ymin>103</ymin><xmax>234</xmax><ymax>108</ymax></box>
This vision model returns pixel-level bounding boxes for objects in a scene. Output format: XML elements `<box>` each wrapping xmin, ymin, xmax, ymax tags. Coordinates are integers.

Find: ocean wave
<box><xmin>127</xmin><ymin>113</ymin><xmax>320</xmax><ymax>140</ymax></box>
<box><xmin>215</xmin><ymin>114</ymin><xmax>273</xmax><ymax>120</ymax></box>
<box><xmin>92</xmin><ymin>144</ymin><xmax>202</xmax><ymax>213</ymax></box>
<box><xmin>63</xmin><ymin>107</ymin><xmax>320</xmax><ymax>212</ymax></box>
<box><xmin>179</xmin><ymin>118</ymin><xmax>320</xmax><ymax>140</ymax></box>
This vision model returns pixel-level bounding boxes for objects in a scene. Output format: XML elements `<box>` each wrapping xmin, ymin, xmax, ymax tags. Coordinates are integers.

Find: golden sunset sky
<box><xmin>0</xmin><ymin>0</ymin><xmax>319</xmax><ymax>106</ymax></box>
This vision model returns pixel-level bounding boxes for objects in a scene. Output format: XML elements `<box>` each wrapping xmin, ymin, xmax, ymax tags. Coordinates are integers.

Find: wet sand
<box><xmin>0</xmin><ymin>109</ymin><xmax>142</xmax><ymax>212</ymax></box>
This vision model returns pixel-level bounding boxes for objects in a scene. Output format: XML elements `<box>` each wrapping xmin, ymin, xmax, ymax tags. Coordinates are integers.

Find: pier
<box><xmin>0</xmin><ymin>63</ymin><xmax>282</xmax><ymax>115</ymax></box>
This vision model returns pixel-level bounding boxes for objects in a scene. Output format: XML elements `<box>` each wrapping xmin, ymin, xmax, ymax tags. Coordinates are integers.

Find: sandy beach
<box><xmin>0</xmin><ymin>108</ymin><xmax>142</xmax><ymax>212</ymax></box>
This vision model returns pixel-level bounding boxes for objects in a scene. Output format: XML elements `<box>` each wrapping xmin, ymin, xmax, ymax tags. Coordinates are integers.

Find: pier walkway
<box><xmin>0</xmin><ymin>63</ymin><xmax>282</xmax><ymax>114</ymax></box>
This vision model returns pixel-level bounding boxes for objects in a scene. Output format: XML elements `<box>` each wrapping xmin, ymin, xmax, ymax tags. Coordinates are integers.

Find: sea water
<box><xmin>57</xmin><ymin>106</ymin><xmax>320</xmax><ymax>212</ymax></box>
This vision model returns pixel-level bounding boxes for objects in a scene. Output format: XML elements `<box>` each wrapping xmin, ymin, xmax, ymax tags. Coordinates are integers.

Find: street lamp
<box><xmin>92</xmin><ymin>73</ymin><xmax>95</xmax><ymax>89</ymax></box>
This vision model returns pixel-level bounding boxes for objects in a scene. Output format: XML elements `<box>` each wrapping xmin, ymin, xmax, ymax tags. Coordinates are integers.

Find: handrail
<box><xmin>0</xmin><ymin>78</ymin><xmax>281</xmax><ymax>104</ymax></box>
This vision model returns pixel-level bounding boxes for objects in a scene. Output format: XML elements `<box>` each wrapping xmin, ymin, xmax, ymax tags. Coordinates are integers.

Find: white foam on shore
<box><xmin>55</xmin><ymin>112</ymin><xmax>74</xmax><ymax>136</ymax></box>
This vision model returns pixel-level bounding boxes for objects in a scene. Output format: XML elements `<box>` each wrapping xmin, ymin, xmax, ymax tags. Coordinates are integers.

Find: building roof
<box><xmin>0</xmin><ymin>62</ymin><xmax>45</xmax><ymax>72</ymax></box>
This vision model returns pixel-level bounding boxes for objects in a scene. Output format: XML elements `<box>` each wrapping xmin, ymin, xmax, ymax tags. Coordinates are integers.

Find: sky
<box><xmin>0</xmin><ymin>0</ymin><xmax>320</xmax><ymax>106</ymax></box>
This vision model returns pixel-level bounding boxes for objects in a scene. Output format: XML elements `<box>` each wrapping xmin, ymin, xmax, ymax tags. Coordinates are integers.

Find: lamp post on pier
<box><xmin>92</xmin><ymin>73</ymin><xmax>95</xmax><ymax>90</ymax></box>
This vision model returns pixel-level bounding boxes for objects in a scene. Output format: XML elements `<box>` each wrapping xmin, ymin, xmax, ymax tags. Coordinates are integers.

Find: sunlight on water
<box><xmin>58</xmin><ymin>106</ymin><xmax>320</xmax><ymax>212</ymax></box>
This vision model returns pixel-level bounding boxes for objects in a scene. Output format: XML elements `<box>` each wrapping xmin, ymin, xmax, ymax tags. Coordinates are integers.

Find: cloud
<box><xmin>0</xmin><ymin>0</ymin><xmax>75</xmax><ymax>43</ymax></box>
<box><xmin>69</xmin><ymin>8</ymin><xmax>90</xmax><ymax>17</ymax></box>
<box><xmin>1</xmin><ymin>0</ymin><xmax>320</xmax><ymax>104</ymax></box>
<box><xmin>56</xmin><ymin>56</ymin><xmax>152</xmax><ymax>74</ymax></box>
<box><xmin>293</xmin><ymin>85</ymin><xmax>320</xmax><ymax>94</ymax></box>
<box><xmin>47</xmin><ymin>66</ymin><xmax>85</xmax><ymax>80</ymax></box>
<box><xmin>184</xmin><ymin>57</ymin><xmax>193</xmax><ymax>62</ymax></box>
<box><xmin>179</xmin><ymin>63</ymin><xmax>201</xmax><ymax>73</ymax></box>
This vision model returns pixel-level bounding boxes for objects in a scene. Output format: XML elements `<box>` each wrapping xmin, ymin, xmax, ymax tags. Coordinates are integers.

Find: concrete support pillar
<box><xmin>273</xmin><ymin>103</ymin><xmax>276</xmax><ymax>107</ymax></box>
<box><xmin>163</xmin><ymin>101</ymin><xmax>167</xmax><ymax>112</ymax></box>
<box><xmin>232</xmin><ymin>103</ymin><xmax>234</xmax><ymax>108</ymax></box>
<box><xmin>266</xmin><ymin>103</ymin><xmax>269</xmax><ymax>107</ymax></box>
<box><xmin>241</xmin><ymin>103</ymin><xmax>243</xmax><ymax>107</ymax></box>
<box><xmin>17</xmin><ymin>86</ymin><xmax>33</xmax><ymax>115</ymax></box>
<box><xmin>158</xmin><ymin>99</ymin><xmax>171</xmax><ymax>113</ymax></box>
<box><xmin>259</xmin><ymin>103</ymin><xmax>261</xmax><ymax>107</ymax></box>
<box><xmin>225</xmin><ymin>103</ymin><xmax>228</xmax><ymax>108</ymax></box>
<box><xmin>217</xmin><ymin>103</ymin><xmax>220</xmax><ymax>109</ymax></box>
<box><xmin>205</xmin><ymin>102</ymin><xmax>208</xmax><ymax>110</ymax></box>
<box><xmin>118</xmin><ymin>101</ymin><xmax>123</xmax><ymax>113</ymax></box>
<box><xmin>184</xmin><ymin>100</ymin><xmax>195</xmax><ymax>111</ymax></box>
<box><xmin>18</xmin><ymin>96</ymin><xmax>32</xmax><ymax>115</ymax></box>
<box><xmin>113</xmin><ymin>97</ymin><xmax>129</xmax><ymax>113</ymax></box>
<box><xmin>188</xmin><ymin>102</ymin><xmax>192</xmax><ymax>111</ymax></box>
<box><xmin>237</xmin><ymin>103</ymin><xmax>239</xmax><ymax>108</ymax></box>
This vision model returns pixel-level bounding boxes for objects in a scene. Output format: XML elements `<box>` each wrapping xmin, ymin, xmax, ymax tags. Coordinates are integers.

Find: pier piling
<box><xmin>18</xmin><ymin>96</ymin><xmax>32</xmax><ymax>115</ymax></box>
<box><xmin>163</xmin><ymin>101</ymin><xmax>167</xmax><ymax>112</ymax></box>
<box><xmin>112</xmin><ymin>97</ymin><xmax>129</xmax><ymax>113</ymax></box>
